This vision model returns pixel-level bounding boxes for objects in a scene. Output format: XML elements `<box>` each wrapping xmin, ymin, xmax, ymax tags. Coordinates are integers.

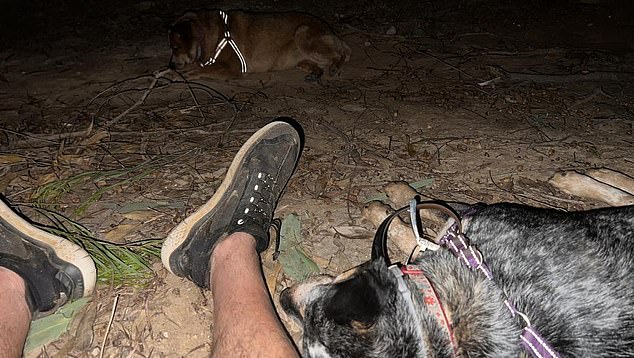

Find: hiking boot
<box><xmin>161</xmin><ymin>119</ymin><xmax>303</xmax><ymax>288</ymax></box>
<box><xmin>0</xmin><ymin>199</ymin><xmax>96</xmax><ymax>318</ymax></box>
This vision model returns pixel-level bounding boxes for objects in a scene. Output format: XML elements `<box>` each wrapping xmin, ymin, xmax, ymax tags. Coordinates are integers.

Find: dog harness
<box><xmin>200</xmin><ymin>10</ymin><xmax>248</xmax><ymax>73</ymax></box>
<box><xmin>372</xmin><ymin>200</ymin><xmax>562</xmax><ymax>358</ymax></box>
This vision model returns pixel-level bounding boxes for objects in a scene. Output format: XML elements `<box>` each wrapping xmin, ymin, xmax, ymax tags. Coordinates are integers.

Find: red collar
<box><xmin>400</xmin><ymin>265</ymin><xmax>458</xmax><ymax>356</ymax></box>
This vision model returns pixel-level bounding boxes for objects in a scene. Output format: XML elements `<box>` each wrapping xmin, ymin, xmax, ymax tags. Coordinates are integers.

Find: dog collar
<box><xmin>388</xmin><ymin>264</ymin><xmax>426</xmax><ymax>351</ymax></box>
<box><xmin>397</xmin><ymin>264</ymin><xmax>458</xmax><ymax>356</ymax></box>
<box><xmin>201</xmin><ymin>10</ymin><xmax>248</xmax><ymax>73</ymax></box>
<box><xmin>373</xmin><ymin>199</ymin><xmax>562</xmax><ymax>358</ymax></box>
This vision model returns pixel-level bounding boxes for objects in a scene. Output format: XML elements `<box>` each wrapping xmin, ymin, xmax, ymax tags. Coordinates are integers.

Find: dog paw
<box><xmin>362</xmin><ymin>201</ymin><xmax>415</xmax><ymax>255</ymax></box>
<box><xmin>384</xmin><ymin>181</ymin><xmax>419</xmax><ymax>209</ymax></box>
<box><xmin>549</xmin><ymin>170</ymin><xmax>634</xmax><ymax>206</ymax></box>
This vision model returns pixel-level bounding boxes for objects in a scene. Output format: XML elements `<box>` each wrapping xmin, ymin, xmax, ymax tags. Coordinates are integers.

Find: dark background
<box><xmin>2</xmin><ymin>0</ymin><xmax>633</xmax><ymax>52</ymax></box>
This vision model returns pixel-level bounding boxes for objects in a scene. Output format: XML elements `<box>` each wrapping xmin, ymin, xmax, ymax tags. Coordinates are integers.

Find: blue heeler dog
<box><xmin>281</xmin><ymin>201</ymin><xmax>634</xmax><ymax>357</ymax></box>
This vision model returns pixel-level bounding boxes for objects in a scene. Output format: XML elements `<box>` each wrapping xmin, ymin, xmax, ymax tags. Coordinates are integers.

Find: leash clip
<box><xmin>408</xmin><ymin>198</ymin><xmax>441</xmax><ymax>252</ymax></box>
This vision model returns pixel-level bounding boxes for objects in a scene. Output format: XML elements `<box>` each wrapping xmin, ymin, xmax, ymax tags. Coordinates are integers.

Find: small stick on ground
<box><xmin>103</xmin><ymin>68</ymin><xmax>172</xmax><ymax>127</ymax></box>
<box><xmin>493</xmin><ymin>65</ymin><xmax>632</xmax><ymax>83</ymax></box>
<box><xmin>99</xmin><ymin>293</ymin><xmax>120</xmax><ymax>358</ymax></box>
<box><xmin>0</xmin><ymin>127</ymin><xmax>92</xmax><ymax>144</ymax></box>
<box><xmin>171</xmin><ymin>69</ymin><xmax>229</xmax><ymax>126</ymax></box>
<box><xmin>216</xmin><ymin>91</ymin><xmax>268</xmax><ymax>147</ymax></box>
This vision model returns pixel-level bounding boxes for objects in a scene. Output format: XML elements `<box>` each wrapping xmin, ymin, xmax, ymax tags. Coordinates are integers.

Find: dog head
<box><xmin>168</xmin><ymin>12</ymin><xmax>207</xmax><ymax>69</ymax></box>
<box><xmin>280</xmin><ymin>259</ymin><xmax>454</xmax><ymax>358</ymax></box>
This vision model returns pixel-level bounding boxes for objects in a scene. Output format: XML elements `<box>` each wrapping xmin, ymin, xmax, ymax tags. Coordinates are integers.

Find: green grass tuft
<box><xmin>28</xmin><ymin>153</ymin><xmax>194</xmax><ymax>285</ymax></box>
<box><xmin>34</xmin><ymin>208</ymin><xmax>161</xmax><ymax>286</ymax></box>
<box><xmin>31</xmin><ymin>153</ymin><xmax>189</xmax><ymax>215</ymax></box>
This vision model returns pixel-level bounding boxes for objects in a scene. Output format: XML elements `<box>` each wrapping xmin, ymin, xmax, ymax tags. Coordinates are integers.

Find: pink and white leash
<box><xmin>438</xmin><ymin>217</ymin><xmax>561</xmax><ymax>358</ymax></box>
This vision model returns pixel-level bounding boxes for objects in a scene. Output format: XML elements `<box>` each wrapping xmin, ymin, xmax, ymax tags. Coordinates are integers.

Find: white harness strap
<box><xmin>201</xmin><ymin>10</ymin><xmax>248</xmax><ymax>73</ymax></box>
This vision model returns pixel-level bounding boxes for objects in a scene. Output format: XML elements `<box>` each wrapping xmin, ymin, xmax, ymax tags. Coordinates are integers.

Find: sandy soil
<box><xmin>2</xmin><ymin>0</ymin><xmax>633</xmax><ymax>356</ymax></box>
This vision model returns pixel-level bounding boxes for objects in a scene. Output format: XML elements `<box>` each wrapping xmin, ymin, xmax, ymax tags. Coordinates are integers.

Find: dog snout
<box><xmin>280</xmin><ymin>275</ymin><xmax>334</xmax><ymax>321</ymax></box>
<box><xmin>168</xmin><ymin>53</ymin><xmax>186</xmax><ymax>70</ymax></box>
<box><xmin>168</xmin><ymin>55</ymin><xmax>189</xmax><ymax>70</ymax></box>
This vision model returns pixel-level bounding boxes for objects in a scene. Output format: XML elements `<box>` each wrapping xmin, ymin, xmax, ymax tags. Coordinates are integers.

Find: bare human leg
<box><xmin>0</xmin><ymin>267</ymin><xmax>31</xmax><ymax>358</ymax></box>
<box><xmin>209</xmin><ymin>233</ymin><xmax>299</xmax><ymax>357</ymax></box>
<box><xmin>161</xmin><ymin>120</ymin><xmax>303</xmax><ymax>357</ymax></box>
<box><xmin>0</xmin><ymin>198</ymin><xmax>96</xmax><ymax>357</ymax></box>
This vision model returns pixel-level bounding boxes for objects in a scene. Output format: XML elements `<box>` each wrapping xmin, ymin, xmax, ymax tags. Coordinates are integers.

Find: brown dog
<box><xmin>168</xmin><ymin>10</ymin><xmax>351</xmax><ymax>81</ymax></box>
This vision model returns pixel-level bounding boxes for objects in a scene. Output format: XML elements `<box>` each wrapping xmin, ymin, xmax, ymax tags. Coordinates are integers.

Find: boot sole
<box><xmin>161</xmin><ymin>121</ymin><xmax>299</xmax><ymax>274</ymax></box>
<box><xmin>0</xmin><ymin>200</ymin><xmax>96</xmax><ymax>298</ymax></box>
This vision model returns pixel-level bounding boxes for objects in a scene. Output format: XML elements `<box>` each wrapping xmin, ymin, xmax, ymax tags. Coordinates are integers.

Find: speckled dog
<box><xmin>281</xmin><ymin>203</ymin><xmax>634</xmax><ymax>357</ymax></box>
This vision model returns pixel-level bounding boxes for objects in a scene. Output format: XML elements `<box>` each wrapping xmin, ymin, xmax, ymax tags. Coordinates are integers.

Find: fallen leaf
<box><xmin>55</xmin><ymin>300</ymin><xmax>97</xmax><ymax>356</ymax></box>
<box><xmin>79</xmin><ymin>130</ymin><xmax>109</xmax><ymax>146</ymax></box>
<box><xmin>279</xmin><ymin>247</ymin><xmax>320</xmax><ymax>281</ymax></box>
<box><xmin>409</xmin><ymin>178</ymin><xmax>434</xmax><ymax>190</ymax></box>
<box><xmin>24</xmin><ymin>298</ymin><xmax>90</xmax><ymax>354</ymax></box>
<box><xmin>120</xmin><ymin>210</ymin><xmax>159</xmax><ymax>222</ymax></box>
<box><xmin>103</xmin><ymin>223</ymin><xmax>139</xmax><ymax>242</ymax></box>
<box><xmin>278</xmin><ymin>214</ymin><xmax>320</xmax><ymax>281</ymax></box>
<box><xmin>0</xmin><ymin>154</ymin><xmax>24</xmax><ymax>165</ymax></box>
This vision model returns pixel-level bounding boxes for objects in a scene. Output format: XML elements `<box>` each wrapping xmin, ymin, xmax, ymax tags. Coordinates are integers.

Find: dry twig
<box><xmin>103</xmin><ymin>68</ymin><xmax>172</xmax><ymax>127</ymax></box>
<box><xmin>99</xmin><ymin>294</ymin><xmax>120</xmax><ymax>358</ymax></box>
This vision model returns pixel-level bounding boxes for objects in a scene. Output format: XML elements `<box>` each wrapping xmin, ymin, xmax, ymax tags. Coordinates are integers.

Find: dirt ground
<box><xmin>2</xmin><ymin>0</ymin><xmax>633</xmax><ymax>356</ymax></box>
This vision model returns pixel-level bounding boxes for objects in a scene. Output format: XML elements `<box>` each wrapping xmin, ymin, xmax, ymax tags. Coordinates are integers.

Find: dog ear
<box><xmin>168</xmin><ymin>17</ymin><xmax>194</xmax><ymax>45</ymax></box>
<box><xmin>324</xmin><ymin>266</ymin><xmax>387</xmax><ymax>330</ymax></box>
<box><xmin>172</xmin><ymin>11</ymin><xmax>198</xmax><ymax>25</ymax></box>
